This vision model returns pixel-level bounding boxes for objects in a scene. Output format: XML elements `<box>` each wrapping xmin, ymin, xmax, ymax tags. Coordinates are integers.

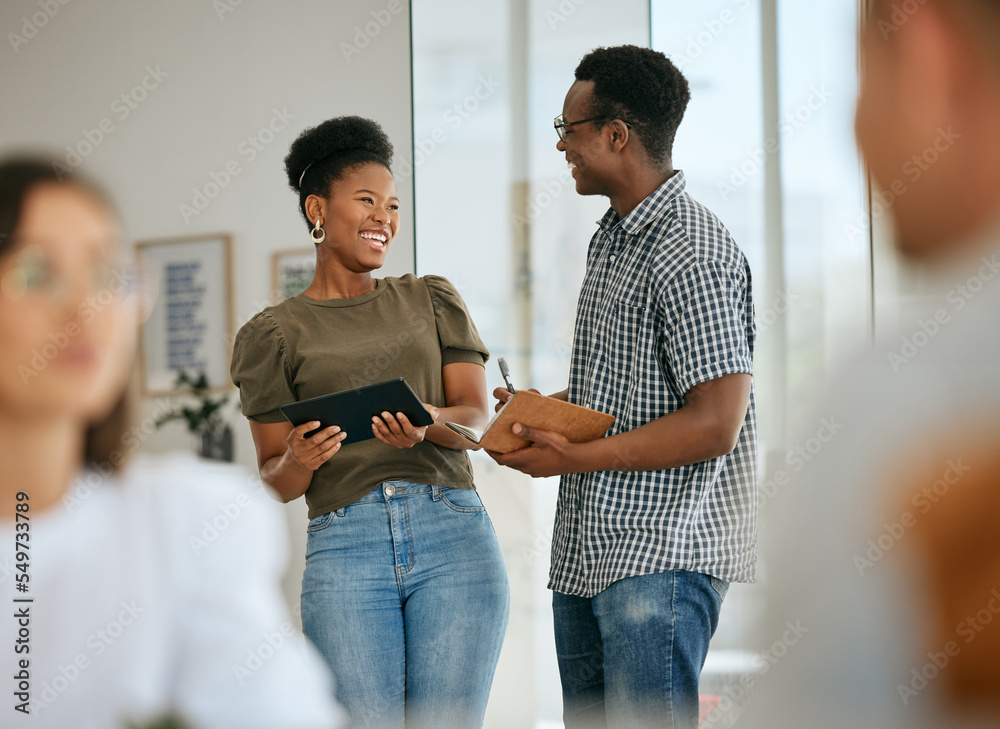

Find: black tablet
<box><xmin>279</xmin><ymin>378</ymin><xmax>435</xmax><ymax>446</ymax></box>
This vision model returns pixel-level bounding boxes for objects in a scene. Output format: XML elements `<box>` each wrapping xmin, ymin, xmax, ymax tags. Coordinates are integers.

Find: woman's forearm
<box><xmin>260</xmin><ymin>449</ymin><xmax>314</xmax><ymax>503</ymax></box>
<box><xmin>425</xmin><ymin>403</ymin><xmax>489</xmax><ymax>450</ymax></box>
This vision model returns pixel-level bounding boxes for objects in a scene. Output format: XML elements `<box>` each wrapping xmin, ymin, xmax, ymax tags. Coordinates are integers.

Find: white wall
<box><xmin>1</xmin><ymin>0</ymin><xmax>414</xmax><ymax>608</ymax></box>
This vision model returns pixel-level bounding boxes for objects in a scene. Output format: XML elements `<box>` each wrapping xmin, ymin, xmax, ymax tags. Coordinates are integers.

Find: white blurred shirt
<box><xmin>736</xmin><ymin>230</ymin><xmax>1000</xmax><ymax>729</ymax></box>
<box><xmin>0</xmin><ymin>451</ymin><xmax>345</xmax><ymax>729</ymax></box>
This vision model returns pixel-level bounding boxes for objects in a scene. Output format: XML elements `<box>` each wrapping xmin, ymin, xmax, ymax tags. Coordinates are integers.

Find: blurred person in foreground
<box><xmin>0</xmin><ymin>158</ymin><xmax>344</xmax><ymax>729</ymax></box>
<box><xmin>736</xmin><ymin>1</ymin><xmax>1000</xmax><ymax>728</ymax></box>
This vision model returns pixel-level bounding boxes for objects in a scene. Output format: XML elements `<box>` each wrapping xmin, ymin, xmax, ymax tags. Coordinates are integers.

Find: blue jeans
<box><xmin>553</xmin><ymin>570</ymin><xmax>728</xmax><ymax>729</ymax></box>
<box><xmin>301</xmin><ymin>482</ymin><xmax>509</xmax><ymax>729</ymax></box>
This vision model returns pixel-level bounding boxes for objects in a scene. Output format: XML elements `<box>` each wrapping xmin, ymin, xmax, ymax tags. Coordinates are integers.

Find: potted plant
<box><xmin>154</xmin><ymin>370</ymin><xmax>234</xmax><ymax>462</ymax></box>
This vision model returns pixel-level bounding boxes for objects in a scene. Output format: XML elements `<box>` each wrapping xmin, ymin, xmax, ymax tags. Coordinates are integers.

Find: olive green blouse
<box><xmin>230</xmin><ymin>274</ymin><xmax>489</xmax><ymax>518</ymax></box>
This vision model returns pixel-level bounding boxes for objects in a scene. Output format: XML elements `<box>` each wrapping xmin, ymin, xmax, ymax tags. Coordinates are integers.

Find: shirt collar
<box><xmin>597</xmin><ymin>170</ymin><xmax>687</xmax><ymax>235</ymax></box>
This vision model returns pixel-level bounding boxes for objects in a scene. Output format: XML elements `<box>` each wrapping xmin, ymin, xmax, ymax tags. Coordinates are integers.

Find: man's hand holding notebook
<box><xmin>445</xmin><ymin>389</ymin><xmax>615</xmax><ymax>454</ymax></box>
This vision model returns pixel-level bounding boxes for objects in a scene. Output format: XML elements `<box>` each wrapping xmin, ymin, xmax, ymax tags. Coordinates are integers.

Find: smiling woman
<box><xmin>229</xmin><ymin>115</ymin><xmax>511</xmax><ymax>728</ymax></box>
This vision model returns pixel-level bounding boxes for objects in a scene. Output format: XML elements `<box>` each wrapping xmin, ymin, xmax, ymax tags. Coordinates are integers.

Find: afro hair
<box><xmin>284</xmin><ymin>116</ymin><xmax>394</xmax><ymax>229</ymax></box>
<box><xmin>575</xmin><ymin>45</ymin><xmax>690</xmax><ymax>166</ymax></box>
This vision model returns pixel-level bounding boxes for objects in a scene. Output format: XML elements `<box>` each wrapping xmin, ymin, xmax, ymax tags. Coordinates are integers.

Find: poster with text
<box><xmin>136</xmin><ymin>234</ymin><xmax>233</xmax><ymax>395</ymax></box>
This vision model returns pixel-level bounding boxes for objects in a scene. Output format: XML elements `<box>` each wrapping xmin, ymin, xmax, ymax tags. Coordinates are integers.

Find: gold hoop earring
<box><xmin>311</xmin><ymin>218</ymin><xmax>325</xmax><ymax>244</ymax></box>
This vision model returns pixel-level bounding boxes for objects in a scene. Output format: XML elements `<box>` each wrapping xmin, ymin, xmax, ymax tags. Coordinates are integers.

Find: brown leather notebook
<box><xmin>445</xmin><ymin>390</ymin><xmax>616</xmax><ymax>454</ymax></box>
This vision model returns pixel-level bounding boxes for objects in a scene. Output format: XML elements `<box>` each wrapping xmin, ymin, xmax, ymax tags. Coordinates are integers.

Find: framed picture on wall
<box><xmin>135</xmin><ymin>233</ymin><xmax>234</xmax><ymax>396</ymax></box>
<box><xmin>271</xmin><ymin>247</ymin><xmax>316</xmax><ymax>301</ymax></box>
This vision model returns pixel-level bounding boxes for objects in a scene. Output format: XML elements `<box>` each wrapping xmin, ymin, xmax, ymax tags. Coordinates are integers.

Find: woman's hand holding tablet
<box><xmin>372</xmin><ymin>403</ymin><xmax>440</xmax><ymax>449</ymax></box>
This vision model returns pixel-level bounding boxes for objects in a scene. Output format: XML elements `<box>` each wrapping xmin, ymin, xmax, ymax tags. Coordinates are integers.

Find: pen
<box><xmin>498</xmin><ymin>357</ymin><xmax>516</xmax><ymax>394</ymax></box>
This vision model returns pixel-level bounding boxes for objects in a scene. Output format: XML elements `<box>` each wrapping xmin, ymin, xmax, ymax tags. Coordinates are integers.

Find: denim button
<box><xmin>384</xmin><ymin>484</ymin><xmax>395</xmax><ymax>497</ymax></box>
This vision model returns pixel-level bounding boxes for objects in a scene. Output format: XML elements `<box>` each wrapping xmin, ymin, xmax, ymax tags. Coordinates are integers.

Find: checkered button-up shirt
<box><xmin>549</xmin><ymin>171</ymin><xmax>758</xmax><ymax>598</ymax></box>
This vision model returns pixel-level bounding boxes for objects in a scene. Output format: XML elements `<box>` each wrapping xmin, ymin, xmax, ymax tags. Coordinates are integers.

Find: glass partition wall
<box><xmin>651</xmin><ymin>1</ymin><xmax>868</xmax><ymax>722</ymax></box>
<box><xmin>411</xmin><ymin>1</ymin><xmax>867</xmax><ymax>726</ymax></box>
<box><xmin>411</xmin><ymin>2</ymin><xmax>649</xmax><ymax>726</ymax></box>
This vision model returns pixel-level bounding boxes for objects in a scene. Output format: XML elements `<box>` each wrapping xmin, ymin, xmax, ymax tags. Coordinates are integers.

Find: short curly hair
<box><xmin>284</xmin><ymin>116</ymin><xmax>394</xmax><ymax>229</ymax></box>
<box><xmin>575</xmin><ymin>45</ymin><xmax>690</xmax><ymax>167</ymax></box>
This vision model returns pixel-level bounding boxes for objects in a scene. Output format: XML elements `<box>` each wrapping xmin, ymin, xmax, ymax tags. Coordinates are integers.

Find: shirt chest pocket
<box><xmin>597</xmin><ymin>292</ymin><xmax>649</xmax><ymax>378</ymax></box>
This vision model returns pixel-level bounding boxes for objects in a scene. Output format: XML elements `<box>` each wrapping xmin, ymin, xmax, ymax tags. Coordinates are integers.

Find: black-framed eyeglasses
<box><xmin>553</xmin><ymin>114</ymin><xmax>633</xmax><ymax>142</ymax></box>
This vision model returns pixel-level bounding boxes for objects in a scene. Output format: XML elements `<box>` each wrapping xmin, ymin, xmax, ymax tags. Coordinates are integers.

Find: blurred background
<box><xmin>1</xmin><ymin>0</ymin><xmax>929</xmax><ymax>726</ymax></box>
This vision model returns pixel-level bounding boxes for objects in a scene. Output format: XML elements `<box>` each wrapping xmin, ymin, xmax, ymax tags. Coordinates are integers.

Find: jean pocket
<box><xmin>710</xmin><ymin>576</ymin><xmax>730</xmax><ymax>600</ymax></box>
<box><xmin>438</xmin><ymin>487</ymin><xmax>486</xmax><ymax>513</ymax></box>
<box><xmin>306</xmin><ymin>511</ymin><xmax>335</xmax><ymax>533</ymax></box>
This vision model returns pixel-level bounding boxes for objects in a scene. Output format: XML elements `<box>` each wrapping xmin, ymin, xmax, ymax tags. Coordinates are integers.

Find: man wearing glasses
<box><xmin>490</xmin><ymin>45</ymin><xmax>758</xmax><ymax>728</ymax></box>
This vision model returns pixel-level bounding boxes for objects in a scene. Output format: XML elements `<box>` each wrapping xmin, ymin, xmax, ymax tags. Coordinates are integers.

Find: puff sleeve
<box><xmin>230</xmin><ymin>310</ymin><xmax>296</xmax><ymax>423</ymax></box>
<box><xmin>423</xmin><ymin>275</ymin><xmax>490</xmax><ymax>367</ymax></box>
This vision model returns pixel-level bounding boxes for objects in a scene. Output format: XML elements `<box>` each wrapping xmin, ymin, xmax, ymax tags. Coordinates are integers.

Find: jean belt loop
<box><xmin>431</xmin><ymin>484</ymin><xmax>441</xmax><ymax>501</ymax></box>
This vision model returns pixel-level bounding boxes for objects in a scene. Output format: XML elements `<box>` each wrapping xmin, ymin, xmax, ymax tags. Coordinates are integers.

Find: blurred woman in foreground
<box><xmin>0</xmin><ymin>157</ymin><xmax>343</xmax><ymax>729</ymax></box>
